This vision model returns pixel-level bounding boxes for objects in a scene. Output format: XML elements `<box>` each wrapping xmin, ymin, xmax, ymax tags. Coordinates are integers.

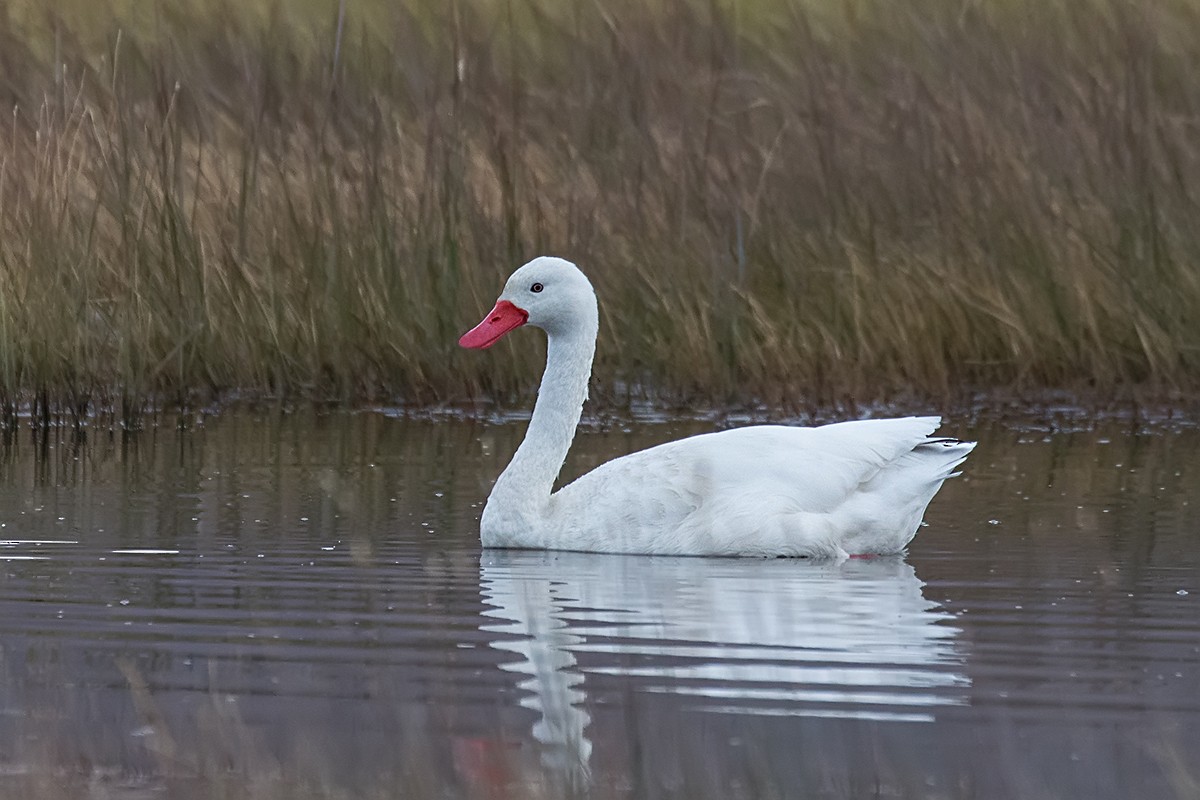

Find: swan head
<box><xmin>460</xmin><ymin>256</ymin><xmax>597</xmax><ymax>348</ymax></box>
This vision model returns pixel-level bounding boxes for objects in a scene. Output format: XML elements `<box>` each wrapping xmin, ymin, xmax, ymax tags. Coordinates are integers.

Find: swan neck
<box><xmin>493</xmin><ymin>325</ymin><xmax>595</xmax><ymax>509</ymax></box>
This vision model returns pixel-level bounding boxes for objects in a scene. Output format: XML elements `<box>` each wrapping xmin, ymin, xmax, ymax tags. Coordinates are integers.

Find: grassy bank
<box><xmin>1</xmin><ymin>0</ymin><xmax>1198</xmax><ymax>416</ymax></box>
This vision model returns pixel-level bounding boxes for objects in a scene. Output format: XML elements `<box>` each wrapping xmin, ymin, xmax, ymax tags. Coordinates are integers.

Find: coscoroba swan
<box><xmin>460</xmin><ymin>257</ymin><xmax>975</xmax><ymax>557</ymax></box>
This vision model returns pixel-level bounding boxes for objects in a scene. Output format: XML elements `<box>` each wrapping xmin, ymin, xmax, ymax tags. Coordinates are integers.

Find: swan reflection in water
<box><xmin>479</xmin><ymin>552</ymin><xmax>968</xmax><ymax>782</ymax></box>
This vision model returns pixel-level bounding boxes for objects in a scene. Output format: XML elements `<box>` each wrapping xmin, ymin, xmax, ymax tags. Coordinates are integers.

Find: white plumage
<box><xmin>460</xmin><ymin>256</ymin><xmax>975</xmax><ymax>557</ymax></box>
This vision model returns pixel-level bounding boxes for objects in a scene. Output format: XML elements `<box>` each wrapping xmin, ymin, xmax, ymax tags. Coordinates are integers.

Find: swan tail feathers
<box><xmin>915</xmin><ymin>438</ymin><xmax>977</xmax><ymax>482</ymax></box>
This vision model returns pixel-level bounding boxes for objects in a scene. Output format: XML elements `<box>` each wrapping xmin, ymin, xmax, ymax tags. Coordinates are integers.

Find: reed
<box><xmin>1</xmin><ymin>0</ymin><xmax>1198</xmax><ymax>414</ymax></box>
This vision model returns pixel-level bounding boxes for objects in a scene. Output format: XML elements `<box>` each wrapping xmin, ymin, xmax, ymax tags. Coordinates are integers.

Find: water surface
<box><xmin>0</xmin><ymin>409</ymin><xmax>1197</xmax><ymax>798</ymax></box>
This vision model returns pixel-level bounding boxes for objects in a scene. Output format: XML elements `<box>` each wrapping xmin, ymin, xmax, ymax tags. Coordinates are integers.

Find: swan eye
<box><xmin>530</xmin><ymin>282</ymin><xmax>544</xmax><ymax>293</ymax></box>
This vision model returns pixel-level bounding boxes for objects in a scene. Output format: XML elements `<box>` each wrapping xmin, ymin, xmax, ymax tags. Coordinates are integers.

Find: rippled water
<box><xmin>0</xmin><ymin>409</ymin><xmax>1197</xmax><ymax>798</ymax></box>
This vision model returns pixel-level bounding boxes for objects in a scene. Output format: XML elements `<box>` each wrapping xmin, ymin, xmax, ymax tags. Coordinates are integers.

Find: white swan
<box><xmin>460</xmin><ymin>256</ymin><xmax>975</xmax><ymax>557</ymax></box>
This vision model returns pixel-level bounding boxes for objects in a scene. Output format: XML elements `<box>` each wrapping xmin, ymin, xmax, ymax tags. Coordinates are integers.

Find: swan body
<box><xmin>460</xmin><ymin>257</ymin><xmax>975</xmax><ymax>557</ymax></box>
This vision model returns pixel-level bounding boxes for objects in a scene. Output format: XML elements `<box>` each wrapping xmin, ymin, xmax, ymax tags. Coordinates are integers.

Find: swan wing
<box><xmin>548</xmin><ymin>416</ymin><xmax>949</xmax><ymax>554</ymax></box>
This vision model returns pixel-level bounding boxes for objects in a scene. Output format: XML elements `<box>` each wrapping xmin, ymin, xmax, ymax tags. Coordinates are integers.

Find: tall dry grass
<box><xmin>0</xmin><ymin>0</ymin><xmax>1198</xmax><ymax>416</ymax></box>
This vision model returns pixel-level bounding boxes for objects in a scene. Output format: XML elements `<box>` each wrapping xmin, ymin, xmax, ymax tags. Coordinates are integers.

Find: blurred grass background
<box><xmin>0</xmin><ymin>0</ymin><xmax>1198</xmax><ymax>416</ymax></box>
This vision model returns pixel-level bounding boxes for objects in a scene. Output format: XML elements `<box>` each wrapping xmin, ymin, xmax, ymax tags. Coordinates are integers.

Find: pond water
<box><xmin>0</xmin><ymin>408</ymin><xmax>1197</xmax><ymax>799</ymax></box>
